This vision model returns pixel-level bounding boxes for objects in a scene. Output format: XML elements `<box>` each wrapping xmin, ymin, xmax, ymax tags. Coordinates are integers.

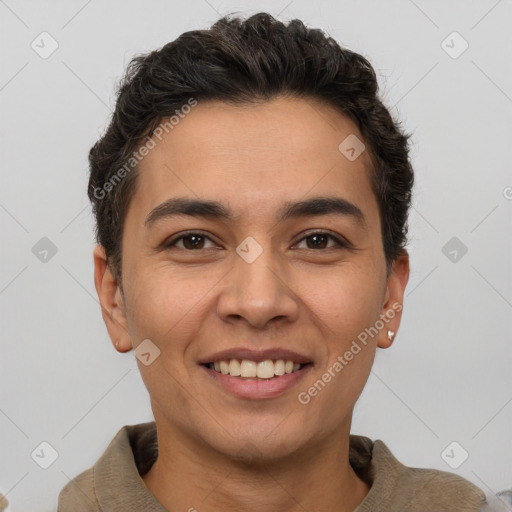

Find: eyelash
<box><xmin>164</xmin><ymin>230</ymin><xmax>351</xmax><ymax>251</ymax></box>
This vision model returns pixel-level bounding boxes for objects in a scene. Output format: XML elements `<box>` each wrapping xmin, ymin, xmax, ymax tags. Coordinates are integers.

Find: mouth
<box><xmin>204</xmin><ymin>359</ymin><xmax>309</xmax><ymax>379</ymax></box>
<box><xmin>198</xmin><ymin>348</ymin><xmax>313</xmax><ymax>399</ymax></box>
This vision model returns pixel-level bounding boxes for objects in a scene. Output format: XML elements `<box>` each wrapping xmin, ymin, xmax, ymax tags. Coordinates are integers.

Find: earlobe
<box><xmin>377</xmin><ymin>250</ymin><xmax>410</xmax><ymax>349</ymax></box>
<box><xmin>93</xmin><ymin>245</ymin><xmax>132</xmax><ymax>353</ymax></box>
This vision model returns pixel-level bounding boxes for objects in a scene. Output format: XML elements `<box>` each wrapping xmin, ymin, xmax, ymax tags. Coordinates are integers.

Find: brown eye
<box><xmin>296</xmin><ymin>232</ymin><xmax>348</xmax><ymax>250</ymax></box>
<box><xmin>305</xmin><ymin>233</ymin><xmax>329</xmax><ymax>249</ymax></box>
<box><xmin>181</xmin><ymin>234</ymin><xmax>206</xmax><ymax>250</ymax></box>
<box><xmin>165</xmin><ymin>232</ymin><xmax>216</xmax><ymax>250</ymax></box>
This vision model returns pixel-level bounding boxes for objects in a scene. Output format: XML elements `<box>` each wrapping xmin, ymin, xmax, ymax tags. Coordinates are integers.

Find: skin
<box><xmin>94</xmin><ymin>95</ymin><xmax>409</xmax><ymax>512</ymax></box>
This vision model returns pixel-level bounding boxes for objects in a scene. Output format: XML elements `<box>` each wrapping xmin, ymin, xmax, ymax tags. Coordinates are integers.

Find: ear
<box><xmin>93</xmin><ymin>245</ymin><xmax>132</xmax><ymax>353</ymax></box>
<box><xmin>377</xmin><ymin>250</ymin><xmax>410</xmax><ymax>349</ymax></box>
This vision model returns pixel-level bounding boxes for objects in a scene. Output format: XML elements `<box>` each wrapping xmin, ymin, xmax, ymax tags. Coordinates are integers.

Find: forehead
<box><xmin>131</xmin><ymin>96</ymin><xmax>377</xmax><ymax>224</ymax></box>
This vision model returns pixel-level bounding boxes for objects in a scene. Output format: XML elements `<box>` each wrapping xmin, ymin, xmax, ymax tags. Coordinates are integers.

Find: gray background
<box><xmin>1</xmin><ymin>0</ymin><xmax>511</xmax><ymax>510</ymax></box>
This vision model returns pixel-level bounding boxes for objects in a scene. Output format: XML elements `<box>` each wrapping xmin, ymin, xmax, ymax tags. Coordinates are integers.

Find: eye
<box><xmin>164</xmin><ymin>231</ymin><xmax>217</xmax><ymax>250</ymax></box>
<box><xmin>163</xmin><ymin>230</ymin><xmax>351</xmax><ymax>252</ymax></box>
<box><xmin>294</xmin><ymin>231</ymin><xmax>349</xmax><ymax>250</ymax></box>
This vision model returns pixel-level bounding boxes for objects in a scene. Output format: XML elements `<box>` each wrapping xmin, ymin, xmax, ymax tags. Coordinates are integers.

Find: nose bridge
<box><xmin>217</xmin><ymin>240</ymin><xmax>298</xmax><ymax>328</ymax></box>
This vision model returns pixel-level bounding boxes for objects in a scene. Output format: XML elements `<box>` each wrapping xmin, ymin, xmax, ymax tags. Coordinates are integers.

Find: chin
<box><xmin>206</xmin><ymin>424</ymin><xmax>307</xmax><ymax>464</ymax></box>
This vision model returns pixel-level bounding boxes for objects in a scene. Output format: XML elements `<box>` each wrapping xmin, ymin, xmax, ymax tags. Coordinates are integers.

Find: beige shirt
<box><xmin>58</xmin><ymin>421</ymin><xmax>488</xmax><ymax>511</ymax></box>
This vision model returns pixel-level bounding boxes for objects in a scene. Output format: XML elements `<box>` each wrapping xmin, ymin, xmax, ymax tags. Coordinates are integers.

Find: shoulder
<box><xmin>57</xmin><ymin>466</ymin><xmax>99</xmax><ymax>511</ymax></box>
<box><xmin>350</xmin><ymin>436</ymin><xmax>487</xmax><ymax>512</ymax></box>
<box><xmin>57</xmin><ymin>422</ymin><xmax>157</xmax><ymax>511</ymax></box>
<box><xmin>384</xmin><ymin>462</ymin><xmax>486</xmax><ymax>511</ymax></box>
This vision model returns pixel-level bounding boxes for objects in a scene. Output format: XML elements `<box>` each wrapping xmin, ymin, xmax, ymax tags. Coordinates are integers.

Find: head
<box><xmin>92</xmin><ymin>13</ymin><xmax>412</xmax><ymax>461</ymax></box>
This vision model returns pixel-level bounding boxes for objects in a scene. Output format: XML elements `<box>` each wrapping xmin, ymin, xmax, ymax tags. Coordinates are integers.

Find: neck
<box><xmin>142</xmin><ymin>420</ymin><xmax>370</xmax><ymax>512</ymax></box>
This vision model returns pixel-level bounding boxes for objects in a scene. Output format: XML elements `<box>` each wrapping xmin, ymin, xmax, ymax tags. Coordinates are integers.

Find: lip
<box><xmin>200</xmin><ymin>363</ymin><xmax>313</xmax><ymax>400</ymax></box>
<box><xmin>197</xmin><ymin>347</ymin><xmax>312</xmax><ymax>365</ymax></box>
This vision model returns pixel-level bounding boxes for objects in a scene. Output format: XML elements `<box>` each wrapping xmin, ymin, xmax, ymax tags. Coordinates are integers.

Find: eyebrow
<box><xmin>144</xmin><ymin>196</ymin><xmax>367</xmax><ymax>229</ymax></box>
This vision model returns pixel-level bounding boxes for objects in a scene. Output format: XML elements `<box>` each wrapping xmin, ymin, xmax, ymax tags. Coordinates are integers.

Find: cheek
<box><xmin>303</xmin><ymin>264</ymin><xmax>384</xmax><ymax>338</ymax></box>
<box><xmin>296</xmin><ymin>271</ymin><xmax>381</xmax><ymax>426</ymax></box>
<box><xmin>123</xmin><ymin>261</ymin><xmax>223</xmax><ymax>356</ymax></box>
<box><xmin>122</xmin><ymin>267</ymin><xmax>210</xmax><ymax>410</ymax></box>
<box><xmin>299</xmin><ymin>264</ymin><xmax>383</xmax><ymax>397</ymax></box>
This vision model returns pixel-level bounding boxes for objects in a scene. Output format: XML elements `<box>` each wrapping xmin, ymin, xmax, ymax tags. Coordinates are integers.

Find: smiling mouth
<box><xmin>204</xmin><ymin>359</ymin><xmax>311</xmax><ymax>379</ymax></box>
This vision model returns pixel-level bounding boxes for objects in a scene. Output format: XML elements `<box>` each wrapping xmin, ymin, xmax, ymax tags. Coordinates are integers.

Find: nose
<box><xmin>217</xmin><ymin>247</ymin><xmax>299</xmax><ymax>330</ymax></box>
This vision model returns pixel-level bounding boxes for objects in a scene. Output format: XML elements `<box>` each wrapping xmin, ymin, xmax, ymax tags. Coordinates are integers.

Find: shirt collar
<box><xmin>93</xmin><ymin>421</ymin><xmax>486</xmax><ymax>511</ymax></box>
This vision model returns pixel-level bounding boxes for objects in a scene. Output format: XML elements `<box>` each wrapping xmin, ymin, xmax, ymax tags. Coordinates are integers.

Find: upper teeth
<box><xmin>211</xmin><ymin>359</ymin><xmax>302</xmax><ymax>379</ymax></box>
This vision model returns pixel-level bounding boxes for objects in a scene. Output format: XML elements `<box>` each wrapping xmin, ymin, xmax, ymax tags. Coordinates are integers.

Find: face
<box><xmin>94</xmin><ymin>96</ymin><xmax>409</xmax><ymax>461</ymax></box>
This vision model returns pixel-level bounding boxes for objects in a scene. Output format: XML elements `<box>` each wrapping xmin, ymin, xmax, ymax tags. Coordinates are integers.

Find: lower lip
<box><xmin>200</xmin><ymin>364</ymin><xmax>313</xmax><ymax>400</ymax></box>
